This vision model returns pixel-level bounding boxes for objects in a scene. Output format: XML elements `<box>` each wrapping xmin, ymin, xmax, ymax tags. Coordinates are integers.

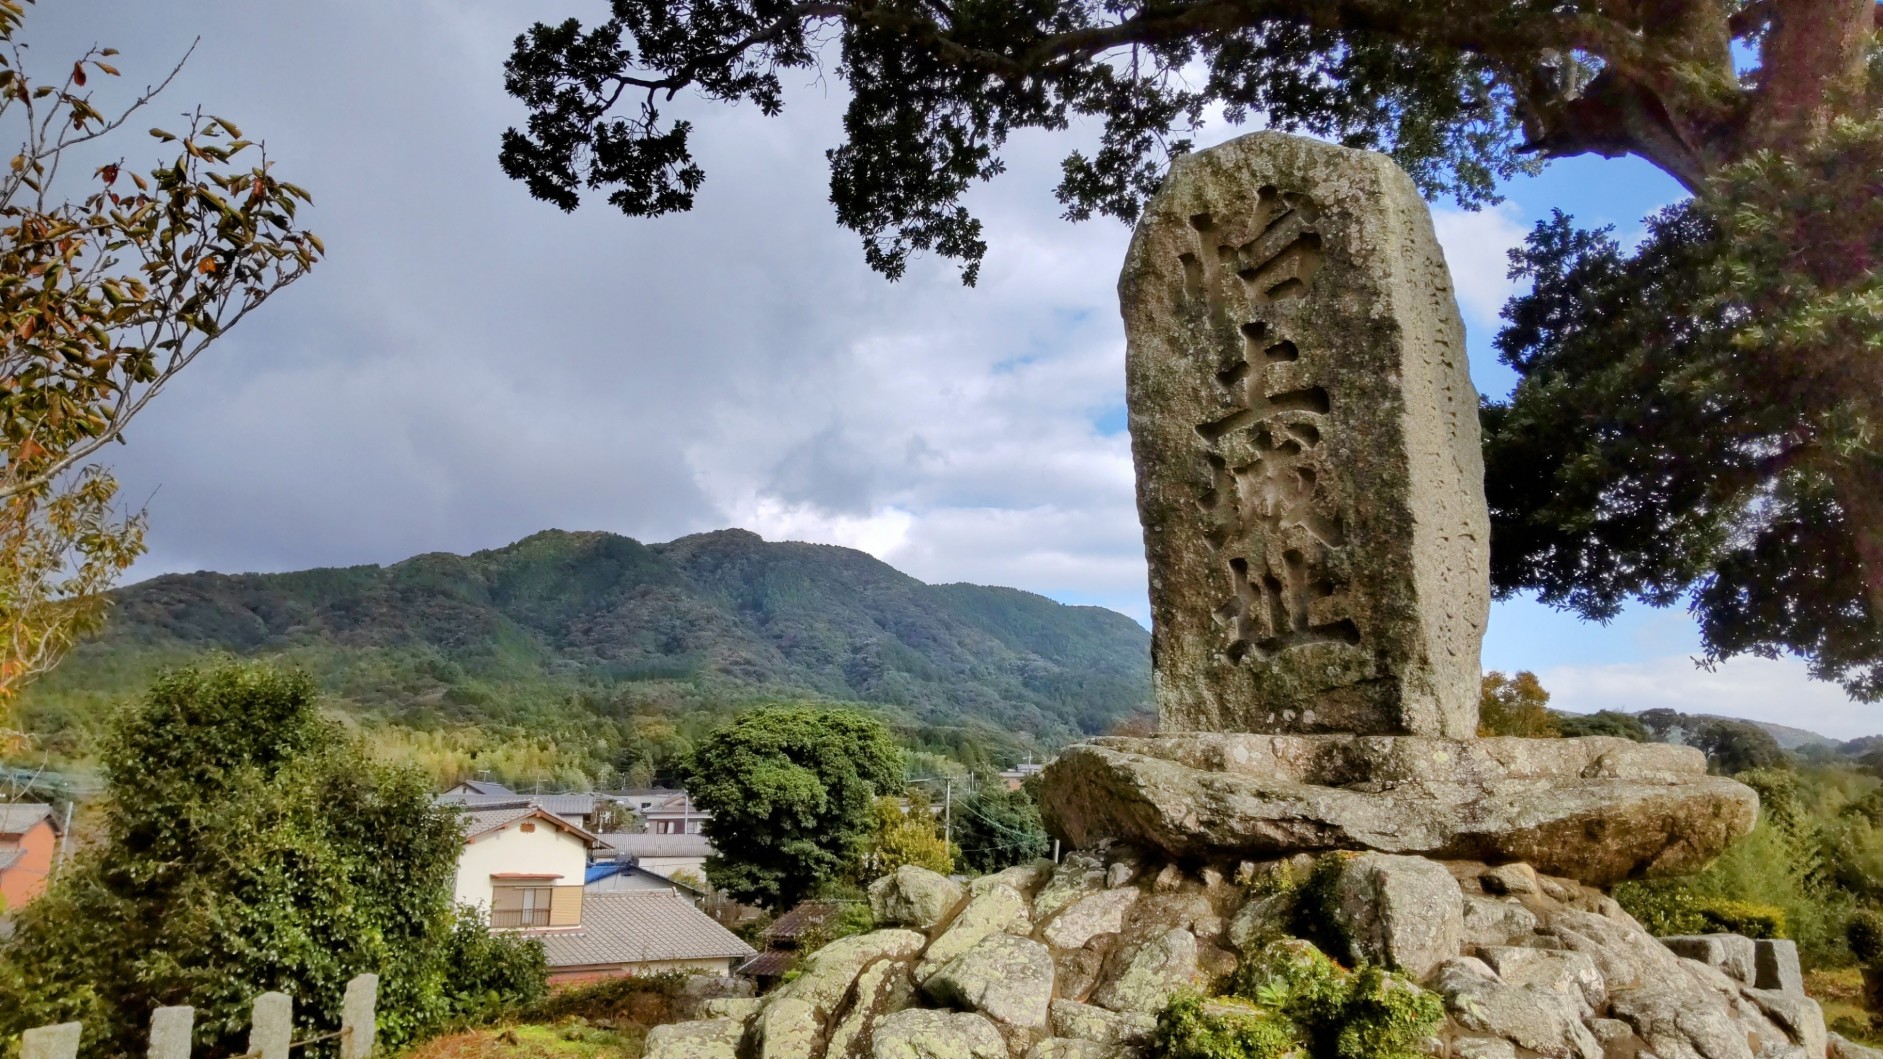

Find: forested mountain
<box><xmin>19</xmin><ymin>529</ymin><xmax>1151</xmax><ymax>781</ymax></box>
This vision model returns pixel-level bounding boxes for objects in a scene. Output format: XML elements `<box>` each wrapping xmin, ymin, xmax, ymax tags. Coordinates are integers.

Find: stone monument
<box><xmin>1040</xmin><ymin>131</ymin><xmax>1757</xmax><ymax>886</ymax></box>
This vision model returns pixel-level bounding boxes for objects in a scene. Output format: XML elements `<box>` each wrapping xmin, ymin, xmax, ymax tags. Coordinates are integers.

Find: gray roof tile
<box><xmin>537</xmin><ymin>890</ymin><xmax>754</xmax><ymax>969</ymax></box>
<box><xmin>0</xmin><ymin>803</ymin><xmax>53</xmax><ymax>836</ymax></box>
<box><xmin>597</xmin><ymin>833</ymin><xmax>714</xmax><ymax>858</ymax></box>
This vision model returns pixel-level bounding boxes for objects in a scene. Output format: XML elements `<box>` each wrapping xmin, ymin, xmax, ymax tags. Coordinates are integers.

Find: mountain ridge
<box><xmin>21</xmin><ymin>528</ymin><xmax>1154</xmax><ymax>770</ymax></box>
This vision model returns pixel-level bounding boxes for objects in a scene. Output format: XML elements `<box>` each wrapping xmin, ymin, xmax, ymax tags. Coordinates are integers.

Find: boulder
<box><xmin>871</xmin><ymin>1010</ymin><xmax>1010</xmax><ymax>1059</ymax></box>
<box><xmin>1608</xmin><ymin>984</ymin><xmax>1757</xmax><ymax>1059</ymax></box>
<box><xmin>1091</xmin><ymin>927</ymin><xmax>1202</xmax><ymax>1014</ymax></box>
<box><xmin>777</xmin><ymin>929</ymin><xmax>928</xmax><ymax>1016</ymax></box>
<box><xmin>971</xmin><ymin>860</ymin><xmax>1056</xmax><ymax>900</ymax></box>
<box><xmin>1661</xmin><ymin>934</ymin><xmax>1756</xmax><ymax>985</ymax></box>
<box><xmin>1038</xmin><ymin>735</ymin><xmax>1757</xmax><ymax>885</ymax></box>
<box><xmin>1832</xmin><ymin>1033</ymin><xmax>1883</xmax><ymax>1059</ymax></box>
<box><xmin>1461</xmin><ymin>895</ymin><xmax>1540</xmax><ymax>949</ymax></box>
<box><xmin>1036</xmin><ymin>854</ymin><xmax>1108</xmax><ymax>920</ymax></box>
<box><xmin>1481</xmin><ymin>863</ymin><xmax>1540</xmax><ymax>896</ymax></box>
<box><xmin>1741</xmin><ymin>988</ymin><xmax>1827</xmax><ymax>1058</ymax></box>
<box><xmin>871</xmin><ymin>866</ymin><xmax>967</xmax><ymax>931</ymax></box>
<box><xmin>1477</xmin><ymin>946</ymin><xmax>1606</xmax><ymax>1014</ymax></box>
<box><xmin>1227</xmin><ymin>892</ymin><xmax>1291</xmax><ymax>953</ymax></box>
<box><xmin>1451</xmin><ymin>1039</ymin><xmax>1519</xmax><ymax>1059</ymax></box>
<box><xmin>918</xmin><ymin>885</ymin><xmax>1033</xmax><ymax>981</ymax></box>
<box><xmin>925</xmin><ymin>934</ymin><xmax>1057</xmax><ymax>1031</ymax></box>
<box><xmin>700</xmin><ymin>998</ymin><xmax>760</xmax><ymax>1022</ymax></box>
<box><xmin>825</xmin><ymin>957</ymin><xmax>917</xmax><ymax>1059</ymax></box>
<box><xmin>1048</xmin><ymin>1001</ymin><xmax>1156</xmax><ymax>1048</ymax></box>
<box><xmin>1330</xmin><ymin>853</ymin><xmax>1463</xmax><ymax>978</ymax></box>
<box><xmin>1756</xmin><ymin>938</ymin><xmax>1806</xmax><ymax>995</ymax></box>
<box><xmin>1024</xmin><ymin>1040</ymin><xmax>1130</xmax><ymax>1059</ymax></box>
<box><xmin>1545</xmin><ymin>910</ymin><xmax>1684</xmax><ymax>992</ymax></box>
<box><xmin>754</xmin><ymin>998</ymin><xmax>822</xmax><ymax>1059</ymax></box>
<box><xmin>1432</xmin><ymin>957</ymin><xmax>1602</xmax><ymax>1059</ymax></box>
<box><xmin>1043</xmin><ymin>889</ymin><xmax>1140</xmax><ymax>951</ymax></box>
<box><xmin>643</xmin><ymin>1019</ymin><xmax>744</xmax><ymax>1059</ymax></box>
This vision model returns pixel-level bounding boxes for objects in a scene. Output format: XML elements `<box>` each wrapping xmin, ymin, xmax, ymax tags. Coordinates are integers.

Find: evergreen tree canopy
<box><xmin>501</xmin><ymin>0</ymin><xmax>1883</xmax><ymax>700</ymax></box>
<box><xmin>0</xmin><ymin>661</ymin><xmax>543</xmax><ymax>1058</ymax></box>
<box><xmin>684</xmin><ymin>704</ymin><xmax>903</xmax><ymax>909</ymax></box>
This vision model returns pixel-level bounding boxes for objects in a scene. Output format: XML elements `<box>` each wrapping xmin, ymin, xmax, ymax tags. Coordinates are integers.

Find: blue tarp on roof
<box><xmin>585</xmin><ymin>862</ymin><xmax>629</xmax><ymax>884</ymax></box>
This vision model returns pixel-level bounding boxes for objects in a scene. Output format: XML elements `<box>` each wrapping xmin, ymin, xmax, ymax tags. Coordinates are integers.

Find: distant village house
<box><xmin>0</xmin><ymin>803</ymin><xmax>61</xmax><ymax>911</ymax></box>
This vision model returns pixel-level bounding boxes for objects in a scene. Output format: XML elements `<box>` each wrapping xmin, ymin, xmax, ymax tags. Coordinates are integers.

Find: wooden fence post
<box><xmin>19</xmin><ymin>1023</ymin><xmax>79</xmax><ymax>1059</ymax></box>
<box><xmin>249</xmin><ymin>992</ymin><xmax>292</xmax><ymax>1059</ymax></box>
<box><xmin>340</xmin><ymin>974</ymin><xmax>378</xmax><ymax>1059</ymax></box>
<box><xmin>148</xmin><ymin>1006</ymin><xmax>193</xmax><ymax>1059</ymax></box>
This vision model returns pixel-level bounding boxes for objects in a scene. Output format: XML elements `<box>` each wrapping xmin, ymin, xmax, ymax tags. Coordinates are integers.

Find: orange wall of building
<box><xmin>0</xmin><ymin>820</ymin><xmax>57</xmax><ymax>910</ymax></box>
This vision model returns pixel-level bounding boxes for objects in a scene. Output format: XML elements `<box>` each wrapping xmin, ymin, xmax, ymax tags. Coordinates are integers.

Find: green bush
<box><xmin>440</xmin><ymin>907</ymin><xmax>549</xmax><ymax>1024</ymax></box>
<box><xmin>1696</xmin><ymin>899</ymin><xmax>1787</xmax><ymax>939</ymax></box>
<box><xmin>1159</xmin><ymin>941</ymin><xmax>1443</xmax><ymax>1059</ymax></box>
<box><xmin>1849</xmin><ymin>910</ymin><xmax>1883</xmax><ymax>965</ymax></box>
<box><xmin>1616</xmin><ymin>884</ymin><xmax>1786</xmax><ymax>940</ymax></box>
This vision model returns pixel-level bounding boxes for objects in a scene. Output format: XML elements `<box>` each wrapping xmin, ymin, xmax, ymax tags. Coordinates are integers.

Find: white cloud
<box><xmin>1431</xmin><ymin>203</ymin><xmax>1530</xmax><ymax>334</ymax></box>
<box><xmin>1539</xmin><ymin>654</ymin><xmax>1879</xmax><ymax>741</ymax></box>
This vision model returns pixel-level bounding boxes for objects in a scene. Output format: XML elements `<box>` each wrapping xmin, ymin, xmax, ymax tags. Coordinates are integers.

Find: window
<box><xmin>491</xmin><ymin>885</ymin><xmax>553</xmax><ymax>928</ymax></box>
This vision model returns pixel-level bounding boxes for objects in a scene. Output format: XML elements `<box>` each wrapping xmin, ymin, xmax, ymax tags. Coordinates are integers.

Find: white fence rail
<box><xmin>17</xmin><ymin>973</ymin><xmax>378</xmax><ymax>1059</ymax></box>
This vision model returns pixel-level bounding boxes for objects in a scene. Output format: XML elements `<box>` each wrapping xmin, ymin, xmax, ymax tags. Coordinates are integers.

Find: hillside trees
<box><xmin>0</xmin><ymin>2</ymin><xmax>322</xmax><ymax>721</ymax></box>
<box><xmin>1478</xmin><ymin>670</ymin><xmax>1559</xmax><ymax>738</ymax></box>
<box><xmin>501</xmin><ymin>0</ymin><xmax>1883</xmax><ymax>699</ymax></box>
<box><xmin>952</xmin><ymin>782</ymin><xmax>1051</xmax><ymax>874</ymax></box>
<box><xmin>684</xmin><ymin>704</ymin><xmax>902</xmax><ymax>908</ymax></box>
<box><xmin>0</xmin><ymin>661</ymin><xmax>542</xmax><ymax>1057</ymax></box>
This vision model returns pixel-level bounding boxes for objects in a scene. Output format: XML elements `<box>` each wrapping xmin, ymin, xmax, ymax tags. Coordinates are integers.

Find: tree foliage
<box><xmin>0</xmin><ymin>1</ymin><xmax>321</xmax><ymax>722</ymax></box>
<box><xmin>863</xmin><ymin>788</ymin><xmax>952</xmax><ymax>876</ymax></box>
<box><xmin>500</xmin><ymin>0</ymin><xmax>1883</xmax><ymax>696</ymax></box>
<box><xmin>1477</xmin><ymin>670</ymin><xmax>1558</xmax><ymax>738</ymax></box>
<box><xmin>0</xmin><ymin>660</ymin><xmax>542</xmax><ymax>1058</ymax></box>
<box><xmin>684</xmin><ymin>704</ymin><xmax>902</xmax><ymax>909</ymax></box>
<box><xmin>952</xmin><ymin>781</ymin><xmax>1050</xmax><ymax>875</ymax></box>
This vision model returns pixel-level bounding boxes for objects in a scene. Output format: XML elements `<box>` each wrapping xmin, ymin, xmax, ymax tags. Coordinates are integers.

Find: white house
<box><xmin>454</xmin><ymin>801</ymin><xmax>600</xmax><ymax>928</ymax></box>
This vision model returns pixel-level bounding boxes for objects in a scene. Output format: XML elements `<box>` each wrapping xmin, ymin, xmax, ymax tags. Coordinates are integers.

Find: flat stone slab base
<box><xmin>1037</xmin><ymin>734</ymin><xmax>1757</xmax><ymax>886</ymax></box>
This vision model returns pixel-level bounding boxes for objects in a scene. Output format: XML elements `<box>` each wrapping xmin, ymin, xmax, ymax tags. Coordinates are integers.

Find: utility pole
<box><xmin>943</xmin><ymin>779</ymin><xmax>953</xmax><ymax>864</ymax></box>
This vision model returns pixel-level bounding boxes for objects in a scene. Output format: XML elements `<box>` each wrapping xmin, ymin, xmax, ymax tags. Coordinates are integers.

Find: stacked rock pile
<box><xmin>647</xmin><ymin>852</ymin><xmax>1871</xmax><ymax>1059</ymax></box>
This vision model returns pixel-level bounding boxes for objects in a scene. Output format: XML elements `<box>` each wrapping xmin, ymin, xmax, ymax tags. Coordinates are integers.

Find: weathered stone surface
<box><xmin>1043</xmin><ymin>889</ymin><xmax>1141</xmax><ymax>950</ymax></box>
<box><xmin>1547</xmin><ymin>911</ymin><xmax>1684</xmax><ymax>993</ymax></box>
<box><xmin>1743</xmin><ymin>988</ymin><xmax>1827</xmax><ymax>1056</ymax></box>
<box><xmin>1477</xmin><ymin>946</ymin><xmax>1606</xmax><ymax>1014</ymax></box>
<box><xmin>1025</xmin><ymin>1040</ymin><xmax>1130</xmax><ymax>1059</ymax></box>
<box><xmin>1122</xmin><ymin>130</ymin><xmax>1487</xmax><ymax>739</ymax></box>
<box><xmin>1661</xmin><ymin>934</ymin><xmax>1756</xmax><ymax>985</ymax></box>
<box><xmin>971</xmin><ymin>860</ymin><xmax>1056</xmax><ymax>899</ymax></box>
<box><xmin>1481</xmin><ymin>863</ymin><xmax>1540</xmax><ymax>896</ymax></box>
<box><xmin>1462</xmin><ymin>895</ymin><xmax>1540</xmax><ymax>948</ymax></box>
<box><xmin>643</xmin><ymin>1018</ymin><xmax>743</xmax><ymax>1059</ymax></box>
<box><xmin>1756</xmin><ymin>938</ymin><xmax>1806</xmax><ymax>995</ymax></box>
<box><xmin>1832</xmin><ymin>1033</ymin><xmax>1883</xmax><ymax>1059</ymax></box>
<box><xmin>925</xmin><ymin>934</ymin><xmax>1056</xmax><ymax>1031</ymax></box>
<box><xmin>826</xmin><ymin>958</ymin><xmax>917</xmax><ymax>1059</ymax></box>
<box><xmin>1329</xmin><ymin>853</ymin><xmax>1463</xmax><ymax>978</ymax></box>
<box><xmin>700</xmin><ymin>998</ymin><xmax>761</xmax><ymax>1022</ymax></box>
<box><xmin>871</xmin><ymin>1010</ymin><xmax>1009</xmax><ymax>1059</ymax></box>
<box><xmin>1451</xmin><ymin>1038</ymin><xmax>1519</xmax><ymax>1059</ymax></box>
<box><xmin>1432</xmin><ymin>957</ymin><xmax>1602</xmax><ymax>1059</ymax></box>
<box><xmin>1092</xmin><ymin>927</ymin><xmax>1203</xmax><ymax>1014</ymax></box>
<box><xmin>1049</xmin><ymin>1001</ymin><xmax>1157</xmax><ymax>1048</ymax></box>
<box><xmin>1227</xmin><ymin>891</ymin><xmax>1291</xmax><ymax>953</ymax></box>
<box><xmin>754</xmin><ymin>998</ymin><xmax>822</xmax><ymax>1059</ymax></box>
<box><xmin>1039</xmin><ymin>735</ymin><xmax>1757</xmax><ymax>885</ymax></box>
<box><xmin>871</xmin><ymin>866</ymin><xmax>967</xmax><ymax>932</ymax></box>
<box><xmin>777</xmin><ymin>929</ymin><xmax>928</xmax><ymax>1016</ymax></box>
<box><xmin>918</xmin><ymin>885</ymin><xmax>1033</xmax><ymax>981</ymax></box>
<box><xmin>1608</xmin><ymin>985</ymin><xmax>1756</xmax><ymax>1059</ymax></box>
<box><xmin>1035</xmin><ymin>853</ymin><xmax>1108</xmax><ymax>920</ymax></box>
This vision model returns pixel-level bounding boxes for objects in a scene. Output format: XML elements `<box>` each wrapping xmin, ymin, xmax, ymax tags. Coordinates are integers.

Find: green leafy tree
<box><xmin>1477</xmin><ymin>670</ymin><xmax>1559</xmax><ymax>738</ymax></box>
<box><xmin>1555</xmin><ymin>710</ymin><xmax>1650</xmax><ymax>741</ymax></box>
<box><xmin>1690</xmin><ymin>718</ymin><xmax>1788</xmax><ymax>775</ymax></box>
<box><xmin>953</xmin><ymin>782</ymin><xmax>1050</xmax><ymax>874</ymax></box>
<box><xmin>684</xmin><ymin>704</ymin><xmax>902</xmax><ymax>909</ymax></box>
<box><xmin>0</xmin><ymin>660</ymin><xmax>543</xmax><ymax>1057</ymax></box>
<box><xmin>500</xmin><ymin>0</ymin><xmax>1883</xmax><ymax>696</ymax></box>
<box><xmin>0</xmin><ymin>2</ymin><xmax>321</xmax><ymax>722</ymax></box>
<box><xmin>863</xmin><ymin>788</ymin><xmax>952</xmax><ymax>876</ymax></box>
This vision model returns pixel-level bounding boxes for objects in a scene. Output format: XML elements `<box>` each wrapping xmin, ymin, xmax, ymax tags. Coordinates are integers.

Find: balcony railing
<box><xmin>490</xmin><ymin>907</ymin><xmax>551</xmax><ymax>929</ymax></box>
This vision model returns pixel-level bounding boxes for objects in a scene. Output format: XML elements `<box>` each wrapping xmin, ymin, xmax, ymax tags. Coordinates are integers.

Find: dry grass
<box><xmin>1809</xmin><ymin>967</ymin><xmax>1881</xmax><ymax>1047</ymax></box>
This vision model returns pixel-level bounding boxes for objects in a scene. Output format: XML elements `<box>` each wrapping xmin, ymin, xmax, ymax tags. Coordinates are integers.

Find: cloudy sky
<box><xmin>29</xmin><ymin>2</ymin><xmax>1880</xmax><ymax>738</ymax></box>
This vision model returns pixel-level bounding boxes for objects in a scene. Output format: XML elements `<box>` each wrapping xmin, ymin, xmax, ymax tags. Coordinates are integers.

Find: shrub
<box><xmin>1697</xmin><ymin>899</ymin><xmax>1787</xmax><ymax>939</ymax></box>
<box><xmin>1163</xmin><ymin>940</ymin><xmax>1443</xmax><ymax>1059</ymax></box>
<box><xmin>530</xmin><ymin>971</ymin><xmax>691</xmax><ymax>1026</ymax></box>
<box><xmin>1849</xmin><ymin>910</ymin><xmax>1883</xmax><ymax>965</ymax></box>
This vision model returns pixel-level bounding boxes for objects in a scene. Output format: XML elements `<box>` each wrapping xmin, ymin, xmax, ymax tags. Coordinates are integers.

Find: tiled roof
<box><xmin>598</xmin><ymin>833</ymin><xmax>714</xmax><ymax>858</ymax></box>
<box><xmin>439</xmin><ymin>792</ymin><xmax>596</xmax><ymax>818</ymax></box>
<box><xmin>764</xmin><ymin>901</ymin><xmax>844</xmax><ymax>942</ymax></box>
<box><xmin>0</xmin><ymin>803</ymin><xmax>53</xmax><ymax>836</ymax></box>
<box><xmin>537</xmin><ymin>890</ymin><xmax>754</xmax><ymax>969</ymax></box>
<box><xmin>737</xmin><ymin>950</ymin><xmax>798</xmax><ymax>978</ymax></box>
<box><xmin>453</xmin><ymin>779</ymin><xmax>516</xmax><ymax>796</ymax></box>
<box><xmin>0</xmin><ymin>849</ymin><xmax>22</xmax><ymax>871</ymax></box>
<box><xmin>454</xmin><ymin>802</ymin><xmax>599</xmax><ymax>846</ymax></box>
